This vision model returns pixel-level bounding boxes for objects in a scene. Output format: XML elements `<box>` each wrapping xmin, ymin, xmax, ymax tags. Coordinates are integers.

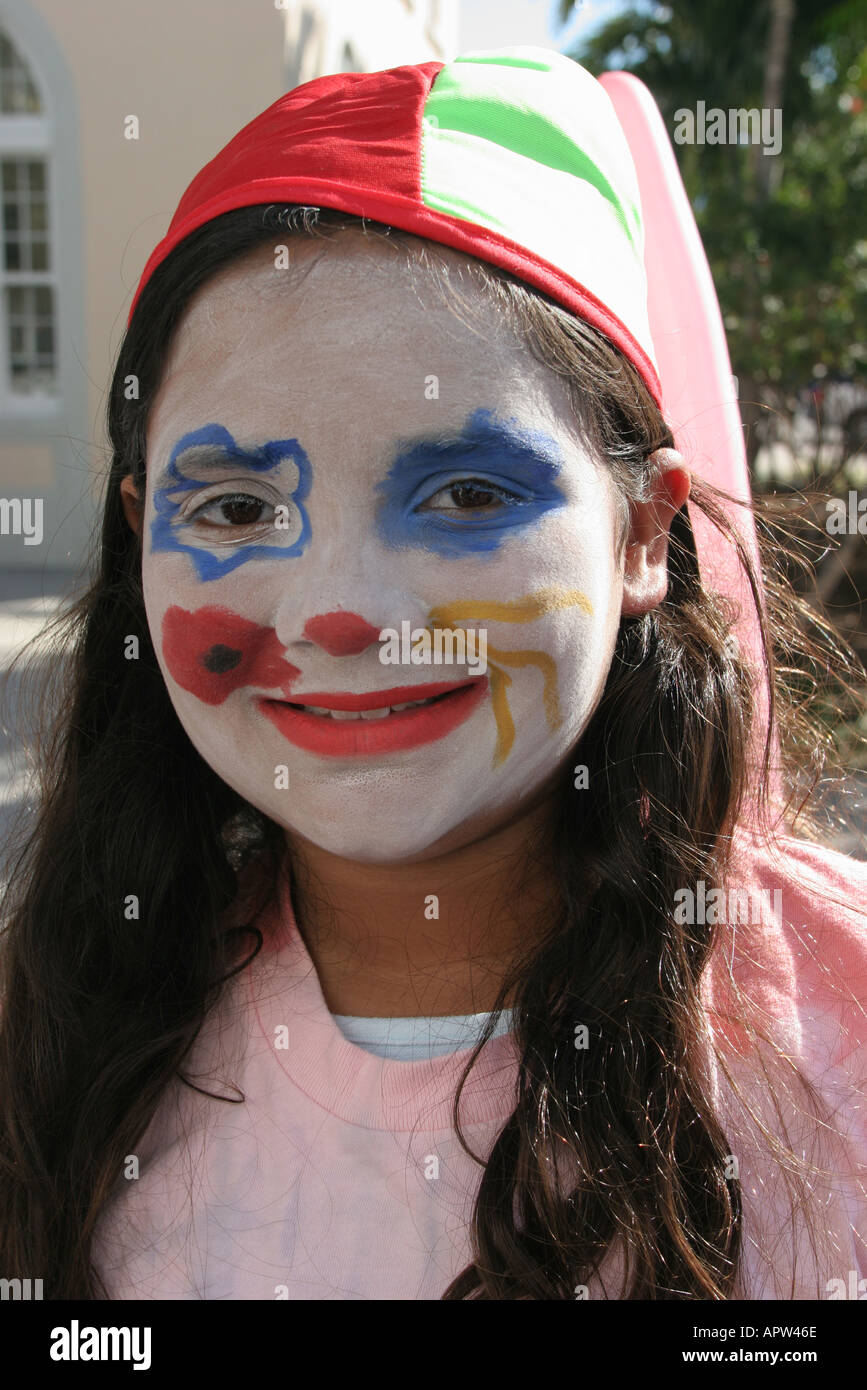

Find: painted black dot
<box><xmin>201</xmin><ymin>644</ymin><xmax>243</xmax><ymax>674</ymax></box>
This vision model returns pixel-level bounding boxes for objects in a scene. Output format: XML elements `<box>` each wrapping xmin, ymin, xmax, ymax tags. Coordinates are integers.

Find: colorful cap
<box><xmin>128</xmin><ymin>46</ymin><xmax>661</xmax><ymax>405</ymax></box>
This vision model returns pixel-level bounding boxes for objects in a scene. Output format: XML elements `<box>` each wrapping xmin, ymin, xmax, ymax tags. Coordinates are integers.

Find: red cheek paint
<box><xmin>302</xmin><ymin>610</ymin><xmax>381</xmax><ymax>657</ymax></box>
<box><xmin>161</xmin><ymin>605</ymin><xmax>301</xmax><ymax>704</ymax></box>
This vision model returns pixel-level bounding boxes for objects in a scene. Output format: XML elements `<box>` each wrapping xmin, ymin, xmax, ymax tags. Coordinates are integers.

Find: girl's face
<box><xmin>130</xmin><ymin>233</ymin><xmax>682</xmax><ymax>864</ymax></box>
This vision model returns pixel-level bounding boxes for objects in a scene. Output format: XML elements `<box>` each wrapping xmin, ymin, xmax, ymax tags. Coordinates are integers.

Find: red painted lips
<box><xmin>258</xmin><ymin>678</ymin><xmax>488</xmax><ymax>756</ymax></box>
<box><xmin>161</xmin><ymin>605</ymin><xmax>488</xmax><ymax>756</ymax></box>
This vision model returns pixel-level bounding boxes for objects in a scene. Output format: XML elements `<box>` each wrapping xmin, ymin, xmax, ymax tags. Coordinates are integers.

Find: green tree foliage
<box><xmin>562</xmin><ymin>1</ymin><xmax>867</xmax><ymax>792</ymax></box>
<box><xmin>561</xmin><ymin>0</ymin><xmax>867</xmax><ymax>426</ymax></box>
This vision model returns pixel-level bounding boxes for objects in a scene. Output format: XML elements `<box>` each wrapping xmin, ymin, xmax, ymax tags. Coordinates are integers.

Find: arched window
<box><xmin>0</xmin><ymin>26</ymin><xmax>55</xmax><ymax>402</ymax></box>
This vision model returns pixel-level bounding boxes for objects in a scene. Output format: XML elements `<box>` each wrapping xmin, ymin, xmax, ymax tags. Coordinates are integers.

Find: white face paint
<box><xmin>139</xmin><ymin>232</ymin><xmax>629</xmax><ymax>864</ymax></box>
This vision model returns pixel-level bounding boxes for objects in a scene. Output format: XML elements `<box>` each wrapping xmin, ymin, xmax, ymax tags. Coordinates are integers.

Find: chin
<box><xmin>272</xmin><ymin>805</ymin><xmax>462</xmax><ymax>865</ymax></box>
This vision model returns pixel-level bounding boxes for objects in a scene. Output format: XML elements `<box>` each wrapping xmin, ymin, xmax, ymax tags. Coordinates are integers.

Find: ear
<box><xmin>119</xmin><ymin>474</ymin><xmax>143</xmax><ymax>535</ymax></box>
<box><xmin>620</xmin><ymin>448</ymin><xmax>691</xmax><ymax>617</ymax></box>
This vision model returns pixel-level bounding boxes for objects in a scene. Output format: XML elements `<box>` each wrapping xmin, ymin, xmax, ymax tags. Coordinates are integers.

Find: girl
<box><xmin>1</xmin><ymin>46</ymin><xmax>866</xmax><ymax>1301</ymax></box>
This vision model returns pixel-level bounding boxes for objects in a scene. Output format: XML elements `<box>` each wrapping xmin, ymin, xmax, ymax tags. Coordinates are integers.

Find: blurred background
<box><xmin>0</xmin><ymin>0</ymin><xmax>865</xmax><ymax>853</ymax></box>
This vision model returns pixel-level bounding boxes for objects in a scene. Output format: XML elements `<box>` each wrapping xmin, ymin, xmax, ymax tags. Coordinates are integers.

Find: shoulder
<box><xmin>722</xmin><ymin>825</ymin><xmax>867</xmax><ymax>1073</ymax></box>
<box><xmin>730</xmin><ymin>828</ymin><xmax>867</xmax><ymax>975</ymax></box>
<box><xmin>719</xmin><ymin>830</ymin><xmax>867</xmax><ymax>1269</ymax></box>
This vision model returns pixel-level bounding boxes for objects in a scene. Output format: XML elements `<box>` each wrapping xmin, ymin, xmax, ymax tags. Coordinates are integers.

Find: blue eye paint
<box><xmin>150</xmin><ymin>422</ymin><xmax>312</xmax><ymax>581</ymax></box>
<box><xmin>374</xmin><ymin>408</ymin><xmax>567</xmax><ymax>558</ymax></box>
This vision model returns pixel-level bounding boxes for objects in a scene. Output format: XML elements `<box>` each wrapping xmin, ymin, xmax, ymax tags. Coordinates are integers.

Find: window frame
<box><xmin>0</xmin><ymin>66</ymin><xmax>61</xmax><ymax>417</ymax></box>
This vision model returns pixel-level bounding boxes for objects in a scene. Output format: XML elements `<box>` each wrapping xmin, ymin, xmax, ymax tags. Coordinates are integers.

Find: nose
<box><xmin>302</xmin><ymin>610</ymin><xmax>382</xmax><ymax>656</ymax></box>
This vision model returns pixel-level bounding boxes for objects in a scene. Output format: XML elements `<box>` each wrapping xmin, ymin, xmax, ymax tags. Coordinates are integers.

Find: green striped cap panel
<box><xmin>420</xmin><ymin>47</ymin><xmax>656</xmax><ymax>372</ymax></box>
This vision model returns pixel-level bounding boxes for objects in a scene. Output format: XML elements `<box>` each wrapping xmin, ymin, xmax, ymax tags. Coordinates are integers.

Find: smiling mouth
<box><xmin>280</xmin><ymin>678</ymin><xmax>477</xmax><ymax>716</ymax></box>
<box><xmin>283</xmin><ymin>689</ymin><xmax>459</xmax><ymax>720</ymax></box>
<box><xmin>257</xmin><ymin>678</ymin><xmax>488</xmax><ymax>755</ymax></box>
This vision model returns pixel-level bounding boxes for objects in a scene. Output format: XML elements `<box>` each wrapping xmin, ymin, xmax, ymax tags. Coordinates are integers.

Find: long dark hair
<box><xmin>0</xmin><ymin>204</ymin><xmax>862</xmax><ymax>1298</ymax></box>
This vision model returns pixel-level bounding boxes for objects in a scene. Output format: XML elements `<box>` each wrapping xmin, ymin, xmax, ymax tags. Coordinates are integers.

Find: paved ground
<box><xmin>0</xmin><ymin>569</ymin><xmax>77</xmax><ymax>873</ymax></box>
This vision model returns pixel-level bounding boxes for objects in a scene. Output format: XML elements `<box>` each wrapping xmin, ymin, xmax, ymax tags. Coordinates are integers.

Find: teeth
<box><xmin>296</xmin><ymin>695</ymin><xmax>440</xmax><ymax>719</ymax></box>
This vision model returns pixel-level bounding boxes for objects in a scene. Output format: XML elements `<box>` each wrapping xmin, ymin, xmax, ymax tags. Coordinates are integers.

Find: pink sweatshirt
<box><xmin>92</xmin><ymin>830</ymin><xmax>867</xmax><ymax>1300</ymax></box>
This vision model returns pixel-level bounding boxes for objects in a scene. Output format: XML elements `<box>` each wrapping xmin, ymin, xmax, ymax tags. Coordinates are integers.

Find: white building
<box><xmin>0</xmin><ymin>0</ymin><xmax>459</xmax><ymax>574</ymax></box>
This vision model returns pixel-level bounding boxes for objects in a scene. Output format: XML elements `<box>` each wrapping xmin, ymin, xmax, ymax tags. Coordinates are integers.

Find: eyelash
<box><xmin>416</xmin><ymin>477</ymin><xmax>526</xmax><ymax>514</ymax></box>
<box><xmin>179</xmin><ymin>476</ymin><xmax>525</xmax><ymax>532</ymax></box>
<box><xmin>183</xmin><ymin>489</ymin><xmax>276</xmax><ymax>530</ymax></box>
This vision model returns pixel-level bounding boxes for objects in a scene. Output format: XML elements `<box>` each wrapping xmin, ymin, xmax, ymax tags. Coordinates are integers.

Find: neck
<box><xmin>283</xmin><ymin>801</ymin><xmax>559</xmax><ymax>1017</ymax></box>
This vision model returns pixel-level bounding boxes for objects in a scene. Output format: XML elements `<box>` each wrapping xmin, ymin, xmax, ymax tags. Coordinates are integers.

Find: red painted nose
<box><xmin>302</xmin><ymin>610</ymin><xmax>382</xmax><ymax>657</ymax></box>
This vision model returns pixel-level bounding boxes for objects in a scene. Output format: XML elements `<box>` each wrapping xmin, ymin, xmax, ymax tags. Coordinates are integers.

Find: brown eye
<box><xmin>219</xmin><ymin>493</ymin><xmax>265</xmax><ymax>525</ymax></box>
<box><xmin>449</xmin><ymin>483</ymin><xmax>497</xmax><ymax>509</ymax></box>
<box><xmin>184</xmin><ymin>488</ymin><xmax>278</xmax><ymax>535</ymax></box>
<box><xmin>417</xmin><ymin>477</ymin><xmax>522</xmax><ymax>516</ymax></box>
<box><xmin>182</xmin><ymin>492</ymin><xmax>270</xmax><ymax>528</ymax></box>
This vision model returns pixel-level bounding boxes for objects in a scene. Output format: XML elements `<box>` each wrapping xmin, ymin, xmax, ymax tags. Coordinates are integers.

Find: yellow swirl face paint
<box><xmin>424</xmin><ymin>587</ymin><xmax>593</xmax><ymax>766</ymax></box>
